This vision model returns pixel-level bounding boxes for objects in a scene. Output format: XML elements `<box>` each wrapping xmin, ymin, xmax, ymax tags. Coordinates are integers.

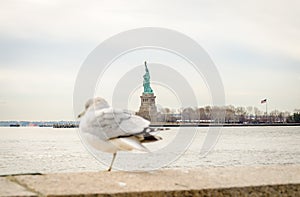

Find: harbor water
<box><xmin>0</xmin><ymin>126</ymin><xmax>299</xmax><ymax>175</ymax></box>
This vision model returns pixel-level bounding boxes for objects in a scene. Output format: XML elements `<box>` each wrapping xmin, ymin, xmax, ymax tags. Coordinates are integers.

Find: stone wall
<box><xmin>1</xmin><ymin>165</ymin><xmax>299</xmax><ymax>196</ymax></box>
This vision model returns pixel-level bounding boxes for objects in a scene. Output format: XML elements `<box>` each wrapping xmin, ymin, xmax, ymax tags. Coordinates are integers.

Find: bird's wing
<box><xmin>89</xmin><ymin>107</ymin><xmax>150</xmax><ymax>139</ymax></box>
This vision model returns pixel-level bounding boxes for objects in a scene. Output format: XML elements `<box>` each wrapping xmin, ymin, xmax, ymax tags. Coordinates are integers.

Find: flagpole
<box><xmin>266</xmin><ymin>100</ymin><xmax>268</xmax><ymax>122</ymax></box>
<box><xmin>261</xmin><ymin>98</ymin><xmax>268</xmax><ymax>122</ymax></box>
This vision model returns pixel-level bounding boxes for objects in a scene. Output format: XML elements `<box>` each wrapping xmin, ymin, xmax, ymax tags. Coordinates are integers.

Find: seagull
<box><xmin>77</xmin><ymin>97</ymin><xmax>162</xmax><ymax>171</ymax></box>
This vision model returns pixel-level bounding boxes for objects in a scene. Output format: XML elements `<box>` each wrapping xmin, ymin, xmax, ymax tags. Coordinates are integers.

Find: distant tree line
<box><xmin>287</xmin><ymin>111</ymin><xmax>300</xmax><ymax>123</ymax></box>
<box><xmin>157</xmin><ymin>106</ymin><xmax>297</xmax><ymax>124</ymax></box>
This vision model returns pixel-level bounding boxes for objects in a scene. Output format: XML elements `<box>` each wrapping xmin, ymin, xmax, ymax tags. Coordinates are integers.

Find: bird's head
<box><xmin>77</xmin><ymin>97</ymin><xmax>110</xmax><ymax>118</ymax></box>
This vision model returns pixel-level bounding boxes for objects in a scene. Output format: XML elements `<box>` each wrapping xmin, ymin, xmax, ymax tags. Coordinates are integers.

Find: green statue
<box><xmin>143</xmin><ymin>61</ymin><xmax>153</xmax><ymax>94</ymax></box>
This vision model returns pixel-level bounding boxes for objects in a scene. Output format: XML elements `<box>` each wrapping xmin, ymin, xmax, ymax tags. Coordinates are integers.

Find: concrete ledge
<box><xmin>0</xmin><ymin>177</ymin><xmax>36</xmax><ymax>197</ymax></box>
<box><xmin>1</xmin><ymin>165</ymin><xmax>300</xmax><ymax>196</ymax></box>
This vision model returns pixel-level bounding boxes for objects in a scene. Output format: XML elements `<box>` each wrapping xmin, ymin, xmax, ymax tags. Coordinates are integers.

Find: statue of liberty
<box><xmin>143</xmin><ymin>61</ymin><xmax>153</xmax><ymax>94</ymax></box>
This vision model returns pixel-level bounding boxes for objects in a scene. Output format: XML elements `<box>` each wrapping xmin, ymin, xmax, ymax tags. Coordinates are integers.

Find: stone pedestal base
<box><xmin>137</xmin><ymin>93</ymin><xmax>157</xmax><ymax>121</ymax></box>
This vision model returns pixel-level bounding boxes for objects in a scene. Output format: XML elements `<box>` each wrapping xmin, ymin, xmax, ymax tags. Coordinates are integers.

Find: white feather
<box><xmin>79</xmin><ymin>98</ymin><xmax>155</xmax><ymax>154</ymax></box>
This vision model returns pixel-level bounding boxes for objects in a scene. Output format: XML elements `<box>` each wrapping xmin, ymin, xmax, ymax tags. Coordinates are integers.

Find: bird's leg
<box><xmin>107</xmin><ymin>152</ymin><xmax>117</xmax><ymax>171</ymax></box>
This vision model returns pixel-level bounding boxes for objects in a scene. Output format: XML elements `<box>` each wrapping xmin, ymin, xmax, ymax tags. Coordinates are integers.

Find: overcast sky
<box><xmin>0</xmin><ymin>0</ymin><xmax>299</xmax><ymax>120</ymax></box>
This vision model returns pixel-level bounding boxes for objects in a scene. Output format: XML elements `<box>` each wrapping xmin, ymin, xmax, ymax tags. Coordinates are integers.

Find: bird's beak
<box><xmin>77</xmin><ymin>111</ymin><xmax>85</xmax><ymax>118</ymax></box>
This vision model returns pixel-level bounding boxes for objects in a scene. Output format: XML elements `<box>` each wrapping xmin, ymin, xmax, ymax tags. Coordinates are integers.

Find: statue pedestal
<box><xmin>137</xmin><ymin>93</ymin><xmax>158</xmax><ymax>121</ymax></box>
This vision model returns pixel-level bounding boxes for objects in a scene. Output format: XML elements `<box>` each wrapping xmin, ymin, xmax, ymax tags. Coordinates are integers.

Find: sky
<box><xmin>0</xmin><ymin>0</ymin><xmax>299</xmax><ymax>120</ymax></box>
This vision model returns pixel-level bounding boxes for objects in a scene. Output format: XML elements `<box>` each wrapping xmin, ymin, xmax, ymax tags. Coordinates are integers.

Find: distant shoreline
<box><xmin>151</xmin><ymin>123</ymin><xmax>300</xmax><ymax>127</ymax></box>
<box><xmin>1</xmin><ymin>122</ymin><xmax>300</xmax><ymax>128</ymax></box>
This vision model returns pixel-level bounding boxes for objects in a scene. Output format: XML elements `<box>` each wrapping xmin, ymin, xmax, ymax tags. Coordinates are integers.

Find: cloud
<box><xmin>0</xmin><ymin>100</ymin><xmax>7</xmax><ymax>105</ymax></box>
<box><xmin>0</xmin><ymin>0</ymin><xmax>299</xmax><ymax>119</ymax></box>
<box><xmin>0</xmin><ymin>67</ymin><xmax>76</xmax><ymax>120</ymax></box>
<box><xmin>0</xmin><ymin>0</ymin><xmax>299</xmax><ymax>61</ymax></box>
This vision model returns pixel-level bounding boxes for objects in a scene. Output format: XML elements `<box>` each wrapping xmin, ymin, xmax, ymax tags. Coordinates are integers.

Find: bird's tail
<box><xmin>142</xmin><ymin>127</ymin><xmax>170</xmax><ymax>133</ymax></box>
<box><xmin>135</xmin><ymin>127</ymin><xmax>168</xmax><ymax>143</ymax></box>
<box><xmin>109</xmin><ymin>127</ymin><xmax>171</xmax><ymax>152</ymax></box>
<box><xmin>110</xmin><ymin>137</ymin><xmax>150</xmax><ymax>152</ymax></box>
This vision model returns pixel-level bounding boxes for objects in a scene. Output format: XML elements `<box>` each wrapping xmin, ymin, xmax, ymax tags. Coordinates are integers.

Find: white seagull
<box><xmin>77</xmin><ymin>97</ymin><xmax>162</xmax><ymax>171</ymax></box>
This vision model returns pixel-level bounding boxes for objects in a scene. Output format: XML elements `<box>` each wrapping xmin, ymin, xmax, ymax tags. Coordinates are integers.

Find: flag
<box><xmin>261</xmin><ymin>98</ymin><xmax>267</xmax><ymax>104</ymax></box>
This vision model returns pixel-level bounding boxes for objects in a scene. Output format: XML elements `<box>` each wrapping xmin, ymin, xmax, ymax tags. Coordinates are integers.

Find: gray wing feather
<box><xmin>88</xmin><ymin>107</ymin><xmax>150</xmax><ymax>139</ymax></box>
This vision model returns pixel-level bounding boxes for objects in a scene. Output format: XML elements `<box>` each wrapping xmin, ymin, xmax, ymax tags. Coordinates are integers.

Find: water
<box><xmin>0</xmin><ymin>126</ymin><xmax>299</xmax><ymax>175</ymax></box>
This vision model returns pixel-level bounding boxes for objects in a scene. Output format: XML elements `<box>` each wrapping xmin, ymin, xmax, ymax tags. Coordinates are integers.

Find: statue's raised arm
<box><xmin>144</xmin><ymin>61</ymin><xmax>149</xmax><ymax>72</ymax></box>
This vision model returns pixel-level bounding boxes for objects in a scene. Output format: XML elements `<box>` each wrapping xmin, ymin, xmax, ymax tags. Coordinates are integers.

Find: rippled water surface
<box><xmin>0</xmin><ymin>126</ymin><xmax>299</xmax><ymax>175</ymax></box>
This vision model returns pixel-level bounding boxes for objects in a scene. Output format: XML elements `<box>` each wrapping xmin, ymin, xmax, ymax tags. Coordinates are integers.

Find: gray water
<box><xmin>0</xmin><ymin>126</ymin><xmax>299</xmax><ymax>175</ymax></box>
